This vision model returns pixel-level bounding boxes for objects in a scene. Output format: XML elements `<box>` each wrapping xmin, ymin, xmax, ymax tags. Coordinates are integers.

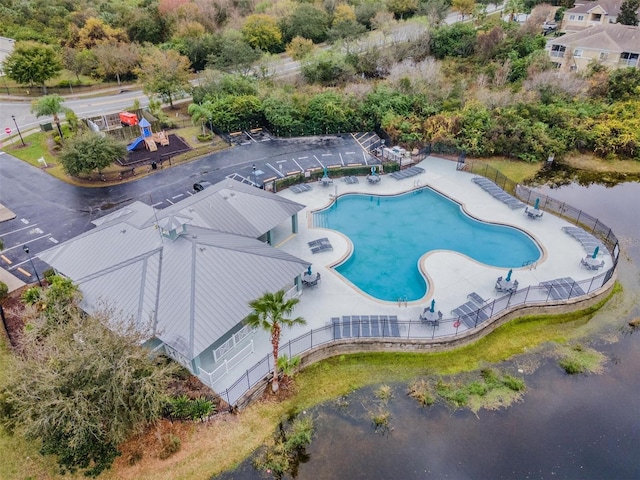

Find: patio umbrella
<box><xmin>506</xmin><ymin>269</ymin><xmax>513</xmax><ymax>282</ymax></box>
<box><xmin>430</xmin><ymin>299</ymin><xmax>435</xmax><ymax>313</ymax></box>
<box><xmin>307</xmin><ymin>266</ymin><xmax>312</xmax><ymax>275</ymax></box>
<box><xmin>371</xmin><ymin>166</ymin><xmax>376</xmax><ymax>175</ymax></box>
<box><xmin>592</xmin><ymin>246</ymin><xmax>599</xmax><ymax>259</ymax></box>
<box><xmin>534</xmin><ymin>198</ymin><xmax>540</xmax><ymax>210</ymax></box>
<box><xmin>323</xmin><ymin>167</ymin><xmax>328</xmax><ymax>177</ymax></box>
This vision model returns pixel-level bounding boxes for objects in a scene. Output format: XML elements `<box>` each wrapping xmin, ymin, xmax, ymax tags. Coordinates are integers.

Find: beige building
<box><xmin>547</xmin><ymin>23</ymin><xmax>640</xmax><ymax>71</ymax></box>
<box><xmin>560</xmin><ymin>0</ymin><xmax>625</xmax><ymax>33</ymax></box>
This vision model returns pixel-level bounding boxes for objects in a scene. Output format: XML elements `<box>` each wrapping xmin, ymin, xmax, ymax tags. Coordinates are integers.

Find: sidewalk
<box><xmin>0</xmin><ymin>84</ymin><xmax>135</xmax><ymax>103</ymax></box>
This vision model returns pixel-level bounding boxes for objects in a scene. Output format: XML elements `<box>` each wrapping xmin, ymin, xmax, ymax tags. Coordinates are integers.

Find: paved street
<box><xmin>0</xmin><ymin>134</ymin><xmax>379</xmax><ymax>283</ymax></box>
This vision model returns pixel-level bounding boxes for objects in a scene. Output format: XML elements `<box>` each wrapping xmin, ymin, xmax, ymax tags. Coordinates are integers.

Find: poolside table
<box><xmin>495</xmin><ymin>278</ymin><xmax>518</xmax><ymax>293</ymax></box>
<box><xmin>420</xmin><ymin>309</ymin><xmax>440</xmax><ymax>326</ymax></box>
<box><xmin>367</xmin><ymin>175</ymin><xmax>381</xmax><ymax>184</ymax></box>
<box><xmin>582</xmin><ymin>256</ymin><xmax>604</xmax><ymax>270</ymax></box>
<box><xmin>525</xmin><ymin>207</ymin><xmax>543</xmax><ymax>219</ymax></box>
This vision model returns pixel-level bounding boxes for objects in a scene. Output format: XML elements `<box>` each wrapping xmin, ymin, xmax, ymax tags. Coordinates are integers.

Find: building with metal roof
<box><xmin>38</xmin><ymin>179</ymin><xmax>309</xmax><ymax>375</ymax></box>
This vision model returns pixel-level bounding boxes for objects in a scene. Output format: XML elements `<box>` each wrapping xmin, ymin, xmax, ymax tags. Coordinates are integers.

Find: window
<box><xmin>551</xmin><ymin>45</ymin><xmax>566</xmax><ymax>58</ymax></box>
<box><xmin>573</xmin><ymin>49</ymin><xmax>583</xmax><ymax>57</ymax></box>
<box><xmin>599</xmin><ymin>52</ymin><xmax>608</xmax><ymax>61</ymax></box>
<box><xmin>620</xmin><ymin>52</ymin><xmax>639</xmax><ymax>67</ymax></box>
<box><xmin>578</xmin><ymin>15</ymin><xmax>584</xmax><ymax>20</ymax></box>
<box><xmin>569</xmin><ymin>14</ymin><xmax>576</xmax><ymax>20</ymax></box>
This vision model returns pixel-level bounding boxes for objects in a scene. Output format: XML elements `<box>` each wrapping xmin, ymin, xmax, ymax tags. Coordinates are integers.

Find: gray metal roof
<box><xmin>150</xmin><ymin>178</ymin><xmax>306</xmax><ymax>238</ymax></box>
<box><xmin>38</xmin><ymin>180</ymin><xmax>310</xmax><ymax>363</ymax></box>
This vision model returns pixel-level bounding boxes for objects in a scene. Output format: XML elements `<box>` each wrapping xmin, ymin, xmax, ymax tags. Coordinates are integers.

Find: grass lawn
<box><xmin>474</xmin><ymin>157</ymin><xmax>543</xmax><ymax>184</ymax></box>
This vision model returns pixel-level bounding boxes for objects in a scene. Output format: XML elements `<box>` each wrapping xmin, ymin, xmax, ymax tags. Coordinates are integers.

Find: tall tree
<box><xmin>242</xmin><ymin>14</ymin><xmax>284</xmax><ymax>53</ymax></box>
<box><xmin>137</xmin><ymin>48</ymin><xmax>191</xmax><ymax>108</ymax></box>
<box><xmin>246</xmin><ymin>290</ymin><xmax>306</xmax><ymax>393</ymax></box>
<box><xmin>0</xmin><ymin>295</ymin><xmax>176</xmax><ymax>477</ymax></box>
<box><xmin>452</xmin><ymin>0</ymin><xmax>476</xmax><ymax>20</ymax></box>
<box><xmin>617</xmin><ymin>0</ymin><xmax>639</xmax><ymax>26</ymax></box>
<box><xmin>31</xmin><ymin>95</ymin><xmax>67</xmax><ymax>140</ymax></box>
<box><xmin>93</xmin><ymin>41</ymin><xmax>141</xmax><ymax>85</ymax></box>
<box><xmin>3</xmin><ymin>41</ymin><xmax>62</xmax><ymax>93</ymax></box>
<box><xmin>59</xmin><ymin>132</ymin><xmax>127</xmax><ymax>176</ymax></box>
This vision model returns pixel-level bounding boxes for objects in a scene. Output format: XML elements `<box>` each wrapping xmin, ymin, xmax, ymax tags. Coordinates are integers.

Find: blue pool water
<box><xmin>313</xmin><ymin>188</ymin><xmax>541</xmax><ymax>301</ymax></box>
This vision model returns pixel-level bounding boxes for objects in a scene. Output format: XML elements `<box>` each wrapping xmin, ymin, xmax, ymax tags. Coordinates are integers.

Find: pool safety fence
<box><xmin>206</xmin><ymin>271</ymin><xmax>614</xmax><ymax>408</ymax></box>
<box><xmin>205</xmin><ymin>163</ymin><xmax>620</xmax><ymax>409</ymax></box>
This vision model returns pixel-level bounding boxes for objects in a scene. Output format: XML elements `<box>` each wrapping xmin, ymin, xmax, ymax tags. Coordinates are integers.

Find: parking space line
<box><xmin>276</xmin><ymin>159</ymin><xmax>287</xmax><ymax>163</ymax></box>
<box><xmin>17</xmin><ymin>267</ymin><xmax>31</xmax><ymax>277</ymax></box>
<box><xmin>339</xmin><ymin>152</ymin><xmax>345</xmax><ymax>166</ymax></box>
<box><xmin>266</xmin><ymin>163</ymin><xmax>285</xmax><ymax>177</ymax></box>
<box><xmin>292</xmin><ymin>158</ymin><xmax>304</xmax><ymax>172</ymax></box>
<box><xmin>172</xmin><ymin>194</ymin><xmax>184</xmax><ymax>200</ymax></box>
<box><xmin>1</xmin><ymin>255</ymin><xmax>11</xmax><ymax>264</ymax></box>
<box><xmin>345</xmin><ymin>151</ymin><xmax>356</xmax><ymax>154</ymax></box>
<box><xmin>363</xmin><ymin>151</ymin><xmax>369</xmax><ymax>165</ymax></box>
<box><xmin>1</xmin><ymin>224</ymin><xmax>37</xmax><ymax>236</ymax></box>
<box><xmin>186</xmin><ymin>191</ymin><xmax>194</xmax><ymax>196</ymax></box>
<box><xmin>165</xmin><ymin>199</ymin><xmax>174</xmax><ymax>205</ymax></box>
<box><xmin>1</xmin><ymin>234</ymin><xmax>52</xmax><ymax>252</ymax></box>
<box><xmin>152</xmin><ymin>202</ymin><xmax>163</xmax><ymax>207</ymax></box>
<box><xmin>49</xmin><ymin>237</ymin><xmax>58</xmax><ymax>244</ymax></box>
<box><xmin>321</xmin><ymin>153</ymin><xmax>332</xmax><ymax>156</ymax></box>
<box><xmin>298</xmin><ymin>156</ymin><xmax>308</xmax><ymax>159</ymax></box>
<box><xmin>314</xmin><ymin>155</ymin><xmax>324</xmax><ymax>169</ymax></box>
<box><xmin>20</xmin><ymin>218</ymin><xmax>29</xmax><ymax>224</ymax></box>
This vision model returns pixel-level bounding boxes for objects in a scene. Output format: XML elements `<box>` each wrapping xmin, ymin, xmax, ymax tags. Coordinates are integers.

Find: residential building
<box><xmin>560</xmin><ymin>0</ymin><xmax>628</xmax><ymax>33</ymax></box>
<box><xmin>547</xmin><ymin>23</ymin><xmax>640</xmax><ymax>71</ymax></box>
<box><xmin>38</xmin><ymin>179</ymin><xmax>310</xmax><ymax>380</ymax></box>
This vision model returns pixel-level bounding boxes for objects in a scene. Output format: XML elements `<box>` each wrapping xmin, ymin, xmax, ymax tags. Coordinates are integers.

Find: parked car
<box><xmin>193</xmin><ymin>181</ymin><xmax>212</xmax><ymax>192</ymax></box>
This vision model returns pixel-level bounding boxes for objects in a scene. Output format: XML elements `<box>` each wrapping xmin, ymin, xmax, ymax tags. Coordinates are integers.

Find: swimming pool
<box><xmin>313</xmin><ymin>188</ymin><xmax>541</xmax><ymax>302</ymax></box>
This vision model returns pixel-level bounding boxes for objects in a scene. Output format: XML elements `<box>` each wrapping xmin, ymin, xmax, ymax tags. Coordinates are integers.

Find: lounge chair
<box><xmin>332</xmin><ymin>318</ymin><xmax>341</xmax><ymax>340</ymax></box>
<box><xmin>380</xmin><ymin>315</ymin><xmax>390</xmax><ymax>336</ymax></box>
<box><xmin>351</xmin><ymin>315</ymin><xmax>360</xmax><ymax>337</ymax></box>
<box><xmin>370</xmin><ymin>315</ymin><xmax>380</xmax><ymax>336</ymax></box>
<box><xmin>311</xmin><ymin>244</ymin><xmax>333</xmax><ymax>254</ymax></box>
<box><xmin>308</xmin><ymin>238</ymin><xmax>330</xmax><ymax>247</ymax></box>
<box><xmin>361</xmin><ymin>316</ymin><xmax>370</xmax><ymax>337</ymax></box>
<box><xmin>389</xmin><ymin>316</ymin><xmax>400</xmax><ymax>336</ymax></box>
<box><xmin>342</xmin><ymin>316</ymin><xmax>351</xmax><ymax>337</ymax></box>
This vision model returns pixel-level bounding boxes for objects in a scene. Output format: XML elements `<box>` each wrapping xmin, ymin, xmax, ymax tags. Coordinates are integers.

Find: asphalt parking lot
<box><xmin>0</xmin><ymin>134</ymin><xmax>382</xmax><ymax>283</ymax></box>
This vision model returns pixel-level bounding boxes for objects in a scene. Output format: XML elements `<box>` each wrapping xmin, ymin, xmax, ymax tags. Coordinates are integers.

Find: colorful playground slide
<box><xmin>127</xmin><ymin>136</ymin><xmax>145</xmax><ymax>151</ymax></box>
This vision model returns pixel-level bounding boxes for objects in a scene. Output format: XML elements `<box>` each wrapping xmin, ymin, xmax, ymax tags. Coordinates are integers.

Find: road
<box><xmin>0</xmin><ymin>3</ymin><xmax>506</xmax><ymax>142</ymax></box>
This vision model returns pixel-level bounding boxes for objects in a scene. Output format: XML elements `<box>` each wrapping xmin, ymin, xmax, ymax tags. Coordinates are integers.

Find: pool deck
<box><xmin>209</xmin><ymin>156</ymin><xmax>612</xmax><ymax>394</ymax></box>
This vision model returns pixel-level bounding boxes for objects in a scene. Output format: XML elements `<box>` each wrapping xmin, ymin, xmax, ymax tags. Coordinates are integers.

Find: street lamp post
<box><xmin>252</xmin><ymin>163</ymin><xmax>256</xmax><ymax>185</ymax></box>
<box><xmin>22</xmin><ymin>245</ymin><xmax>42</xmax><ymax>287</ymax></box>
<box><xmin>381</xmin><ymin>139</ymin><xmax>385</xmax><ymax>162</ymax></box>
<box><xmin>11</xmin><ymin>115</ymin><xmax>26</xmax><ymax>147</ymax></box>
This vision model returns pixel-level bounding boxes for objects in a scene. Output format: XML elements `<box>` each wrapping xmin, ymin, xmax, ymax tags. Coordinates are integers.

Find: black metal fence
<box><xmin>208</xmin><ymin>264</ymin><xmax>614</xmax><ymax>406</ymax></box>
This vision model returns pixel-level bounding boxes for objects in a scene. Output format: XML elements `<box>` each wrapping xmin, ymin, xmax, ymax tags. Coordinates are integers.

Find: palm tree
<box><xmin>187</xmin><ymin>101</ymin><xmax>216</xmax><ymax>135</ymax></box>
<box><xmin>31</xmin><ymin>94</ymin><xmax>67</xmax><ymax>141</ymax></box>
<box><xmin>247</xmin><ymin>290</ymin><xmax>306</xmax><ymax>393</ymax></box>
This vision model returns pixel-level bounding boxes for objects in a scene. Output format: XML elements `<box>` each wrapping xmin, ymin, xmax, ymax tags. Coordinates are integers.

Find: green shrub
<box><xmin>196</xmin><ymin>133</ymin><xmax>213</xmax><ymax>142</ymax></box>
<box><xmin>284</xmin><ymin>416</ymin><xmax>314</xmax><ymax>451</ymax></box>
<box><xmin>559</xmin><ymin>358</ymin><xmax>585</xmax><ymax>375</ymax></box>
<box><xmin>189</xmin><ymin>397</ymin><xmax>214</xmax><ymax>420</ymax></box>
<box><xmin>0</xmin><ymin>281</ymin><xmax>8</xmax><ymax>301</ymax></box>
<box><xmin>501</xmin><ymin>375</ymin><xmax>526</xmax><ymax>391</ymax></box>
<box><xmin>42</xmin><ymin>268</ymin><xmax>56</xmax><ymax>282</ymax></box>
<box><xmin>467</xmin><ymin>381</ymin><xmax>489</xmax><ymax>396</ymax></box>
<box><xmin>21</xmin><ymin>286</ymin><xmax>41</xmax><ymax>305</ymax></box>
<box><xmin>169</xmin><ymin>395</ymin><xmax>192</xmax><ymax>419</ymax></box>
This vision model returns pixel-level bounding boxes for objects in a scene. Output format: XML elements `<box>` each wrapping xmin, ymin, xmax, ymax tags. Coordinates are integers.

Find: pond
<box><xmin>215</xmin><ymin>181</ymin><xmax>640</xmax><ymax>480</ymax></box>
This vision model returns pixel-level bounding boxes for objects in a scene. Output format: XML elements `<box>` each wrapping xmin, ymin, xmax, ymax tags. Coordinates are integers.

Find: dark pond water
<box><xmin>216</xmin><ymin>182</ymin><xmax>640</xmax><ymax>480</ymax></box>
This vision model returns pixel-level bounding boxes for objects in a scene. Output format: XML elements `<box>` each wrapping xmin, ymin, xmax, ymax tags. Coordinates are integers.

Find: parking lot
<box><xmin>0</xmin><ymin>133</ymin><xmax>383</xmax><ymax>283</ymax></box>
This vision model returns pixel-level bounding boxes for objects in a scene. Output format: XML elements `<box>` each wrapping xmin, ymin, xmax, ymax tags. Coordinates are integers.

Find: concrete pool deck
<box><xmin>208</xmin><ymin>155</ymin><xmax>613</xmax><ymax>395</ymax></box>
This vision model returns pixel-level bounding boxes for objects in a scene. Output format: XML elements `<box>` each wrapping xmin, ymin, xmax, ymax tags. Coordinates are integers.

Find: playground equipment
<box><xmin>119</xmin><ymin>112</ymin><xmax>138</xmax><ymax>126</ymax></box>
<box><xmin>126</xmin><ymin>117</ymin><xmax>170</xmax><ymax>152</ymax></box>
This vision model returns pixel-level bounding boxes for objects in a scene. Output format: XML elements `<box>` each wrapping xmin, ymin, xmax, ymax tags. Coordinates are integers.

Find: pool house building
<box><xmin>38</xmin><ymin>179</ymin><xmax>309</xmax><ymax>376</ymax></box>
